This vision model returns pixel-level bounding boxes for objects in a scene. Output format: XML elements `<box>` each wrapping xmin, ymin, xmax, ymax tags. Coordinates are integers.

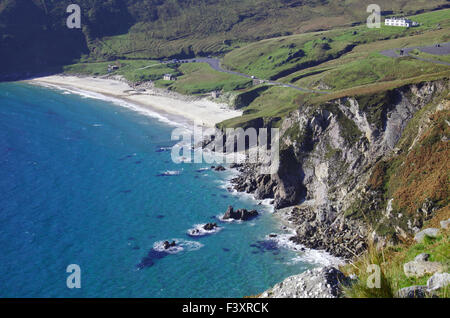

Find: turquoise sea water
<box><xmin>0</xmin><ymin>82</ymin><xmax>315</xmax><ymax>298</ymax></box>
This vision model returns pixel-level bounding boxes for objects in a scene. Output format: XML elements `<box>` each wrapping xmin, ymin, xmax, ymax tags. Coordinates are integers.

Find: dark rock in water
<box><xmin>203</xmin><ymin>223</ymin><xmax>218</xmax><ymax>231</ymax></box>
<box><xmin>223</xmin><ymin>206</ymin><xmax>258</xmax><ymax>221</ymax></box>
<box><xmin>136</xmin><ymin>249</ymin><xmax>168</xmax><ymax>270</ymax></box>
<box><xmin>214</xmin><ymin>165</ymin><xmax>226</xmax><ymax>171</ymax></box>
<box><xmin>163</xmin><ymin>240</ymin><xmax>177</xmax><ymax>249</ymax></box>
<box><xmin>119</xmin><ymin>154</ymin><xmax>135</xmax><ymax>161</ymax></box>
<box><xmin>269</xmin><ymin>234</ymin><xmax>278</xmax><ymax>238</ymax></box>
<box><xmin>136</xmin><ymin>256</ymin><xmax>154</xmax><ymax>269</ymax></box>
<box><xmin>135</xmin><ymin>161</ymin><xmax>142</xmax><ymax>164</ymax></box>
<box><xmin>128</xmin><ymin>237</ymin><xmax>136</xmax><ymax>241</ymax></box>
<box><xmin>222</xmin><ymin>248</ymin><xmax>230</xmax><ymax>252</ymax></box>
<box><xmin>230</xmin><ymin>163</ymin><xmax>243</xmax><ymax>169</ymax></box>
<box><xmin>256</xmin><ymin>240</ymin><xmax>278</xmax><ymax>251</ymax></box>
<box><xmin>220</xmin><ymin>194</ymin><xmax>228</xmax><ymax>198</ymax></box>
<box><xmin>156</xmin><ymin>215</ymin><xmax>165</xmax><ymax>219</ymax></box>
<box><xmin>188</xmin><ymin>223</ymin><xmax>220</xmax><ymax>237</ymax></box>
<box><xmin>132</xmin><ymin>246</ymin><xmax>140</xmax><ymax>250</ymax></box>
<box><xmin>119</xmin><ymin>190</ymin><xmax>132</xmax><ymax>194</ymax></box>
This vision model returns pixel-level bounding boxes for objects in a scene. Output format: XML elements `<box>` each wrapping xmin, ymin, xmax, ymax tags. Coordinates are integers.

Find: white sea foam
<box><xmin>216</xmin><ymin>171</ymin><xmax>274</xmax><ymax>213</ymax></box>
<box><xmin>152</xmin><ymin>239</ymin><xmax>203</xmax><ymax>254</ymax></box>
<box><xmin>31</xmin><ymin>82</ymin><xmax>188</xmax><ymax>129</ymax></box>
<box><xmin>158</xmin><ymin>170</ymin><xmax>182</xmax><ymax>176</ymax></box>
<box><xmin>264</xmin><ymin>232</ymin><xmax>345</xmax><ymax>267</ymax></box>
<box><xmin>216</xmin><ymin>213</ymin><xmax>242</xmax><ymax>223</ymax></box>
<box><xmin>157</xmin><ymin>146</ymin><xmax>172</xmax><ymax>152</ymax></box>
<box><xmin>187</xmin><ymin>224</ymin><xmax>222</xmax><ymax>237</ymax></box>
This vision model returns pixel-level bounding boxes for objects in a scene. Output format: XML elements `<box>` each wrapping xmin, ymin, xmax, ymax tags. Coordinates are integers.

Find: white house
<box><xmin>385</xmin><ymin>17</ymin><xmax>419</xmax><ymax>28</ymax></box>
<box><xmin>163</xmin><ymin>74</ymin><xmax>176</xmax><ymax>81</ymax></box>
<box><xmin>211</xmin><ymin>90</ymin><xmax>221</xmax><ymax>98</ymax></box>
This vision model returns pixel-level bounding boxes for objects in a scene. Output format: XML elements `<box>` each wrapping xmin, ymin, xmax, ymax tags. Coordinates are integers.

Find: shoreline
<box><xmin>26</xmin><ymin>75</ymin><xmax>344</xmax><ymax>269</ymax></box>
<box><xmin>25</xmin><ymin>75</ymin><xmax>243</xmax><ymax>128</ymax></box>
<box><xmin>222</xmin><ymin>166</ymin><xmax>345</xmax><ymax>268</ymax></box>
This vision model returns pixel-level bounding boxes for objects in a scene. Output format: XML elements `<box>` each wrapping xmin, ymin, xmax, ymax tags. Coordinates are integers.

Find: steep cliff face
<box><xmin>232</xmin><ymin>79</ymin><xmax>449</xmax><ymax>259</ymax></box>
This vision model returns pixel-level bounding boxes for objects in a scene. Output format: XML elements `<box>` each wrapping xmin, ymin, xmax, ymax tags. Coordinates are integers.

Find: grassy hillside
<box><xmin>342</xmin><ymin>229</ymin><xmax>449</xmax><ymax>298</ymax></box>
<box><xmin>218</xmin><ymin>9</ymin><xmax>450</xmax><ymax>130</ymax></box>
<box><xmin>1</xmin><ymin>0</ymin><xmax>449</xmax><ymax>78</ymax></box>
<box><xmin>63</xmin><ymin>59</ymin><xmax>180</xmax><ymax>82</ymax></box>
<box><xmin>223</xmin><ymin>9</ymin><xmax>450</xmax><ymax>83</ymax></box>
<box><xmin>168</xmin><ymin>63</ymin><xmax>252</xmax><ymax>94</ymax></box>
<box><xmin>92</xmin><ymin>0</ymin><xmax>450</xmax><ymax>60</ymax></box>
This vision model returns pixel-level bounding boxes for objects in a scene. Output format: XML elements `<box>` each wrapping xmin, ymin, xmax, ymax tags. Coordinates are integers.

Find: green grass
<box><xmin>285</xmin><ymin>27</ymin><xmax>450</xmax><ymax>90</ymax></box>
<box><xmin>412</xmin><ymin>8</ymin><xmax>450</xmax><ymax>27</ymax></box>
<box><xmin>63</xmin><ymin>59</ymin><xmax>180</xmax><ymax>83</ymax></box>
<box><xmin>222</xmin><ymin>31</ymin><xmax>356</xmax><ymax>80</ymax></box>
<box><xmin>295</xmin><ymin>53</ymin><xmax>449</xmax><ymax>91</ymax></box>
<box><xmin>83</xmin><ymin>1</ymin><xmax>450</xmax><ymax>61</ymax></box>
<box><xmin>222</xmin><ymin>9</ymin><xmax>450</xmax><ymax>82</ymax></box>
<box><xmin>409</xmin><ymin>49</ymin><xmax>450</xmax><ymax>64</ymax></box>
<box><xmin>218</xmin><ymin>86</ymin><xmax>304</xmax><ymax>128</ymax></box>
<box><xmin>221</xmin><ymin>9</ymin><xmax>450</xmax><ymax>95</ymax></box>
<box><xmin>168</xmin><ymin>62</ymin><xmax>252</xmax><ymax>95</ymax></box>
<box><xmin>342</xmin><ymin>230</ymin><xmax>449</xmax><ymax>298</ymax></box>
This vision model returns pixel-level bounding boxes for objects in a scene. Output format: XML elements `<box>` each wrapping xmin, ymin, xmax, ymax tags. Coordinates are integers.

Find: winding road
<box><xmin>156</xmin><ymin>42</ymin><xmax>449</xmax><ymax>95</ymax></box>
<box><xmin>166</xmin><ymin>57</ymin><xmax>330</xmax><ymax>94</ymax></box>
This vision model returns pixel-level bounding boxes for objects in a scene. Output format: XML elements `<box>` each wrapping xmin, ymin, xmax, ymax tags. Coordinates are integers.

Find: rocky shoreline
<box><xmin>226</xmin><ymin>79</ymin><xmax>449</xmax><ymax>298</ymax></box>
<box><xmin>229</xmin><ymin>162</ymin><xmax>366</xmax><ymax>260</ymax></box>
<box><xmin>260</xmin><ymin>266</ymin><xmax>350</xmax><ymax>298</ymax></box>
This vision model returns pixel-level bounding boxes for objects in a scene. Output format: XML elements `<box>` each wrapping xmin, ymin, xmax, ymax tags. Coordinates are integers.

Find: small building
<box><xmin>107</xmin><ymin>64</ymin><xmax>119</xmax><ymax>73</ymax></box>
<box><xmin>163</xmin><ymin>74</ymin><xmax>176</xmax><ymax>81</ymax></box>
<box><xmin>211</xmin><ymin>90</ymin><xmax>221</xmax><ymax>98</ymax></box>
<box><xmin>385</xmin><ymin>17</ymin><xmax>419</xmax><ymax>28</ymax></box>
<box><xmin>252</xmin><ymin>78</ymin><xmax>265</xmax><ymax>86</ymax></box>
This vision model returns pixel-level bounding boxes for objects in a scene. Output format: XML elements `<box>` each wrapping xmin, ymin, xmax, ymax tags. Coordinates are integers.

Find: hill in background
<box><xmin>0</xmin><ymin>0</ymin><xmax>449</xmax><ymax>78</ymax></box>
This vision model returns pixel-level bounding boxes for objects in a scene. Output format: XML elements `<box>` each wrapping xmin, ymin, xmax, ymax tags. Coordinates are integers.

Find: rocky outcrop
<box><xmin>163</xmin><ymin>241</ymin><xmax>177</xmax><ymax>249</ymax></box>
<box><xmin>440</xmin><ymin>219</ymin><xmax>450</xmax><ymax>230</ymax></box>
<box><xmin>203</xmin><ymin>223</ymin><xmax>218</xmax><ymax>231</ymax></box>
<box><xmin>414</xmin><ymin>228</ymin><xmax>440</xmax><ymax>243</ymax></box>
<box><xmin>414</xmin><ymin>253</ymin><xmax>430</xmax><ymax>262</ymax></box>
<box><xmin>396</xmin><ymin>285</ymin><xmax>431</xmax><ymax>298</ymax></box>
<box><xmin>427</xmin><ymin>272</ymin><xmax>450</xmax><ymax>291</ymax></box>
<box><xmin>396</xmin><ymin>272</ymin><xmax>449</xmax><ymax>297</ymax></box>
<box><xmin>230</xmin><ymin>79</ymin><xmax>449</xmax><ymax>260</ymax></box>
<box><xmin>260</xmin><ymin>267</ymin><xmax>349</xmax><ymax>298</ymax></box>
<box><xmin>277</xmin><ymin>205</ymin><xmax>366</xmax><ymax>259</ymax></box>
<box><xmin>222</xmin><ymin>206</ymin><xmax>258</xmax><ymax>221</ymax></box>
<box><xmin>403</xmin><ymin>260</ymin><xmax>443</xmax><ymax>278</ymax></box>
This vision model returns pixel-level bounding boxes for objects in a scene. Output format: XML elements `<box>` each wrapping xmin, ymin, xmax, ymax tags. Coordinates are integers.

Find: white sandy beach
<box><xmin>27</xmin><ymin>75</ymin><xmax>242</xmax><ymax>127</ymax></box>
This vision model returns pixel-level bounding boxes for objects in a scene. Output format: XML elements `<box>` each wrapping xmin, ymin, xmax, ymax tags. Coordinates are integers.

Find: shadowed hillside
<box><xmin>0</xmin><ymin>0</ymin><xmax>449</xmax><ymax>78</ymax></box>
